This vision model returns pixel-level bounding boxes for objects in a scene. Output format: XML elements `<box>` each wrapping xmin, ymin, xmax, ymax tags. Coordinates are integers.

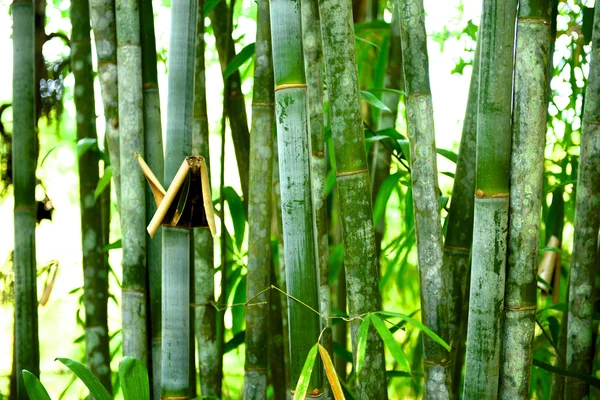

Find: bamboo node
<box><xmin>274</xmin><ymin>83</ymin><xmax>307</xmax><ymax>92</ymax></box>
<box><xmin>336</xmin><ymin>168</ymin><xmax>369</xmax><ymax>178</ymax></box>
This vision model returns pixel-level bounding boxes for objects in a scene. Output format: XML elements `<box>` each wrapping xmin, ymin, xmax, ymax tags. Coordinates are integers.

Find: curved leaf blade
<box><xmin>318</xmin><ymin>344</ymin><xmax>345</xmax><ymax>400</ymax></box>
<box><xmin>376</xmin><ymin>311</ymin><xmax>451</xmax><ymax>351</ymax></box>
<box><xmin>293</xmin><ymin>343</ymin><xmax>319</xmax><ymax>400</ymax></box>
<box><xmin>22</xmin><ymin>370</ymin><xmax>52</xmax><ymax>400</ymax></box>
<box><xmin>119</xmin><ymin>356</ymin><xmax>150</xmax><ymax>400</ymax></box>
<box><xmin>56</xmin><ymin>357</ymin><xmax>112</xmax><ymax>400</ymax></box>
<box><xmin>370</xmin><ymin>314</ymin><xmax>411</xmax><ymax>373</ymax></box>
<box><xmin>360</xmin><ymin>90</ymin><xmax>391</xmax><ymax>112</ymax></box>
<box><xmin>223</xmin><ymin>43</ymin><xmax>255</xmax><ymax>80</ymax></box>
<box><xmin>373</xmin><ymin>172</ymin><xmax>401</xmax><ymax>226</ymax></box>
<box><xmin>355</xmin><ymin>314</ymin><xmax>371</xmax><ymax>374</ymax></box>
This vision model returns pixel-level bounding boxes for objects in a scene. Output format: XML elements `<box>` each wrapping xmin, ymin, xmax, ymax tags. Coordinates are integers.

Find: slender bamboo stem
<box><xmin>566</xmin><ymin>5</ymin><xmax>600</xmax><ymax>399</ymax></box>
<box><xmin>269</xmin><ymin>262</ymin><xmax>287</xmax><ymax>399</ymax></box>
<box><xmin>446</xmin><ymin>37</ymin><xmax>479</xmax><ymax>398</ymax></box>
<box><xmin>90</xmin><ymin>0</ymin><xmax>120</xmax><ymax>202</ymax></box>
<box><xmin>192</xmin><ymin>0</ymin><xmax>221</xmax><ymax>397</ymax></box>
<box><xmin>116</xmin><ymin>0</ymin><xmax>148</xmax><ymax>364</ymax></box>
<box><xmin>139</xmin><ymin>0</ymin><xmax>164</xmax><ymax>395</ymax></box>
<box><xmin>499</xmin><ymin>1</ymin><xmax>552</xmax><ymax>398</ymax></box>
<box><xmin>12</xmin><ymin>0</ymin><xmax>40</xmax><ymax>397</ymax></box>
<box><xmin>463</xmin><ymin>0</ymin><xmax>517</xmax><ymax>398</ymax></box>
<box><xmin>396</xmin><ymin>0</ymin><xmax>451</xmax><ymax>396</ymax></box>
<box><xmin>318</xmin><ymin>0</ymin><xmax>388</xmax><ymax>397</ymax></box>
<box><xmin>209</xmin><ymin>2</ymin><xmax>250</xmax><ymax>202</ymax></box>
<box><xmin>243</xmin><ymin>0</ymin><xmax>275</xmax><ymax>396</ymax></box>
<box><xmin>270</xmin><ymin>0</ymin><xmax>323</xmax><ymax>394</ymax></box>
<box><xmin>161</xmin><ymin>0</ymin><xmax>197</xmax><ymax>396</ymax></box>
<box><xmin>72</xmin><ymin>0</ymin><xmax>112</xmax><ymax>391</ymax></box>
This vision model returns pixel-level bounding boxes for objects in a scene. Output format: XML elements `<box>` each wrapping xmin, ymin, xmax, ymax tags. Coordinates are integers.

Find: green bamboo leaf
<box><xmin>103</xmin><ymin>239</ymin><xmax>122</xmax><ymax>252</ymax></box>
<box><xmin>119</xmin><ymin>356</ymin><xmax>150</xmax><ymax>400</ymax></box>
<box><xmin>355</xmin><ymin>314</ymin><xmax>371</xmax><ymax>374</ymax></box>
<box><xmin>355</xmin><ymin>35</ymin><xmax>380</xmax><ymax>50</ymax></box>
<box><xmin>231</xmin><ymin>274</ymin><xmax>246</xmax><ymax>335</ymax></box>
<box><xmin>386</xmin><ymin>370</ymin><xmax>412</xmax><ymax>379</ymax></box>
<box><xmin>77</xmin><ymin>137</ymin><xmax>98</xmax><ymax>158</ymax></box>
<box><xmin>223</xmin><ymin>43</ymin><xmax>255</xmax><ymax>80</ymax></box>
<box><xmin>332</xmin><ymin>342</ymin><xmax>353</xmax><ymax>364</ymax></box>
<box><xmin>94</xmin><ymin>165</ymin><xmax>113</xmax><ymax>200</ymax></box>
<box><xmin>375</xmin><ymin>311</ymin><xmax>451</xmax><ymax>351</ymax></box>
<box><xmin>203</xmin><ymin>0</ymin><xmax>221</xmax><ymax>15</ymax></box>
<box><xmin>22</xmin><ymin>370</ymin><xmax>52</xmax><ymax>400</ymax></box>
<box><xmin>533</xmin><ymin>359</ymin><xmax>600</xmax><ymax>388</ymax></box>
<box><xmin>293</xmin><ymin>343</ymin><xmax>319</xmax><ymax>400</ymax></box>
<box><xmin>398</xmin><ymin>140</ymin><xmax>411</xmax><ymax>167</ymax></box>
<box><xmin>328</xmin><ymin>243</ymin><xmax>344</xmax><ymax>286</ymax></box>
<box><xmin>367</xmin><ymin>87</ymin><xmax>407</xmax><ymax>96</ymax></box>
<box><xmin>370</xmin><ymin>314</ymin><xmax>411</xmax><ymax>373</ymax></box>
<box><xmin>224</xmin><ymin>330</ymin><xmax>245</xmax><ymax>353</ymax></box>
<box><xmin>223</xmin><ymin>186</ymin><xmax>246</xmax><ymax>250</ymax></box>
<box><xmin>436</xmin><ymin>148</ymin><xmax>458</xmax><ymax>163</ymax></box>
<box><xmin>56</xmin><ymin>358</ymin><xmax>113</xmax><ymax>400</ymax></box>
<box><xmin>40</xmin><ymin>140</ymin><xmax>73</xmax><ymax>166</ymax></box>
<box><xmin>373</xmin><ymin>172</ymin><xmax>401</xmax><ymax>226</ymax></box>
<box><xmin>360</xmin><ymin>90</ymin><xmax>391</xmax><ymax>112</ymax></box>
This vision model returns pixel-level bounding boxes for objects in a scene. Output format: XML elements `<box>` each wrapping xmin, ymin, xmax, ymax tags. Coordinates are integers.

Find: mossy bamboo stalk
<box><xmin>499</xmin><ymin>1</ymin><xmax>552</xmax><ymax>398</ymax></box>
<box><xmin>463</xmin><ymin>0</ymin><xmax>517</xmax><ymax>398</ymax></box>
<box><xmin>192</xmin><ymin>0</ymin><xmax>221</xmax><ymax>396</ymax></box>
<box><xmin>301</xmin><ymin>0</ymin><xmax>331</xmax><ymax>372</ymax></box>
<box><xmin>116</xmin><ymin>0</ymin><xmax>148</xmax><ymax>364</ymax></box>
<box><xmin>243</xmin><ymin>0</ymin><xmax>274</xmax><ymax>396</ymax></box>
<box><xmin>90</xmin><ymin>0</ymin><xmax>120</xmax><ymax>202</ymax></box>
<box><xmin>139</xmin><ymin>1</ymin><xmax>163</xmax><ymax>396</ymax></box>
<box><xmin>446</xmin><ymin>38</ymin><xmax>479</xmax><ymax>398</ymax></box>
<box><xmin>161</xmin><ymin>0</ymin><xmax>197</xmax><ymax>396</ymax></box>
<box><xmin>12</xmin><ymin>0</ymin><xmax>40</xmax><ymax>397</ymax></box>
<box><xmin>209</xmin><ymin>3</ymin><xmax>250</xmax><ymax>201</ymax></box>
<box><xmin>72</xmin><ymin>0</ymin><xmax>112</xmax><ymax>391</ymax></box>
<box><xmin>318</xmin><ymin>0</ymin><xmax>388</xmax><ymax>397</ymax></box>
<box><xmin>269</xmin><ymin>0</ymin><xmax>323</xmax><ymax>394</ymax></box>
<box><xmin>565</xmin><ymin>5</ymin><xmax>600</xmax><ymax>398</ymax></box>
<box><xmin>396</xmin><ymin>0</ymin><xmax>451</xmax><ymax>396</ymax></box>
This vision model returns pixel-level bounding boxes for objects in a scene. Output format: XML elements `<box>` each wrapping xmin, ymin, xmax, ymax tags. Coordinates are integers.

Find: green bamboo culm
<box><xmin>90</xmin><ymin>0</ymin><xmax>120</xmax><ymax>202</ymax></box>
<box><xmin>396</xmin><ymin>0</ymin><xmax>451</xmax><ymax>396</ymax></box>
<box><xmin>269</xmin><ymin>0</ymin><xmax>323</xmax><ymax>394</ymax></box>
<box><xmin>116</xmin><ymin>0</ymin><xmax>148</xmax><ymax>364</ymax></box>
<box><xmin>243</xmin><ymin>0</ymin><xmax>275</xmax><ymax>396</ymax></box>
<box><xmin>139</xmin><ymin>0</ymin><xmax>164</xmax><ymax>395</ymax></box>
<box><xmin>72</xmin><ymin>0</ymin><xmax>113</xmax><ymax>392</ymax></box>
<box><xmin>161</xmin><ymin>0</ymin><xmax>197</xmax><ymax>396</ymax></box>
<box><xmin>463</xmin><ymin>0</ymin><xmax>517</xmax><ymax>398</ymax></box>
<box><xmin>12</xmin><ymin>0</ymin><xmax>40</xmax><ymax>398</ymax></box>
<box><xmin>565</xmin><ymin>4</ymin><xmax>600</xmax><ymax>399</ymax></box>
<box><xmin>192</xmin><ymin>0</ymin><xmax>221</xmax><ymax>397</ymax></box>
<box><xmin>499</xmin><ymin>1</ymin><xmax>552</xmax><ymax>398</ymax></box>
<box><xmin>318</xmin><ymin>0</ymin><xmax>388</xmax><ymax>397</ymax></box>
<box><xmin>300</xmin><ymin>0</ymin><xmax>331</xmax><ymax>373</ymax></box>
<box><xmin>446</xmin><ymin>37</ymin><xmax>479</xmax><ymax>397</ymax></box>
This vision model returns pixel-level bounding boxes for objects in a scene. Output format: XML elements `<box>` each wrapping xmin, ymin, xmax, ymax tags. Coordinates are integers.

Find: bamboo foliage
<box><xmin>318</xmin><ymin>0</ymin><xmax>388</xmax><ymax>397</ymax></box>
<box><xmin>116</xmin><ymin>0</ymin><xmax>148</xmax><ymax>364</ymax></box>
<box><xmin>269</xmin><ymin>0</ymin><xmax>322</xmax><ymax>393</ymax></box>
<box><xmin>193</xmin><ymin>0</ymin><xmax>221</xmax><ymax>396</ymax></box>
<box><xmin>72</xmin><ymin>0</ymin><xmax>112</xmax><ymax>391</ymax></box>
<box><xmin>566</xmin><ymin>4</ymin><xmax>600</xmax><ymax>398</ymax></box>
<box><xmin>396</xmin><ymin>0</ymin><xmax>451</xmax><ymax>396</ymax></box>
<box><xmin>499</xmin><ymin>1</ymin><xmax>552</xmax><ymax>397</ymax></box>
<box><xmin>161</xmin><ymin>0</ymin><xmax>197</xmax><ymax>396</ymax></box>
<box><xmin>463</xmin><ymin>0</ymin><xmax>517</xmax><ymax>398</ymax></box>
<box><xmin>12</xmin><ymin>0</ymin><xmax>40</xmax><ymax>397</ymax></box>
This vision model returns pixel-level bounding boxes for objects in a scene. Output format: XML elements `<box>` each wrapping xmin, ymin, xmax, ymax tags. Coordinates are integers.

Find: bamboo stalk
<box><xmin>565</xmin><ymin>4</ymin><xmax>600</xmax><ymax>398</ymax></box>
<box><xmin>318</xmin><ymin>0</ymin><xmax>388</xmax><ymax>397</ymax></box>
<box><xmin>396</xmin><ymin>0</ymin><xmax>451</xmax><ymax>396</ymax></box>
<box><xmin>499</xmin><ymin>1</ymin><xmax>552</xmax><ymax>397</ymax></box>
<box><xmin>12</xmin><ymin>0</ymin><xmax>40</xmax><ymax>397</ymax></box>
<box><xmin>90</xmin><ymin>0</ymin><xmax>120</xmax><ymax>202</ymax></box>
<box><xmin>161</xmin><ymin>0</ymin><xmax>197</xmax><ymax>395</ymax></box>
<box><xmin>192</xmin><ymin>0</ymin><xmax>221</xmax><ymax>396</ymax></box>
<box><xmin>270</xmin><ymin>0</ymin><xmax>323</xmax><ymax>394</ymax></box>
<box><xmin>269</xmin><ymin>262</ymin><xmax>287</xmax><ymax>399</ymax></box>
<box><xmin>116</xmin><ymin>0</ymin><xmax>148</xmax><ymax>364</ymax></box>
<box><xmin>463</xmin><ymin>0</ymin><xmax>517</xmax><ymax>398</ymax></box>
<box><xmin>139</xmin><ymin>0</ymin><xmax>164</xmax><ymax>394</ymax></box>
<box><xmin>72</xmin><ymin>0</ymin><xmax>112</xmax><ymax>391</ymax></box>
<box><xmin>446</xmin><ymin>37</ymin><xmax>479</xmax><ymax>398</ymax></box>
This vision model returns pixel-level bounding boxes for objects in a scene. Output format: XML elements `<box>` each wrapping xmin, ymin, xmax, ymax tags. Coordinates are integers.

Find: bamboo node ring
<box><xmin>274</xmin><ymin>83</ymin><xmax>307</xmax><ymax>92</ymax></box>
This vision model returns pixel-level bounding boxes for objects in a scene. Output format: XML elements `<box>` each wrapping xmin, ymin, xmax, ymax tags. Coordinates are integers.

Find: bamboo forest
<box><xmin>3</xmin><ymin>0</ymin><xmax>600</xmax><ymax>398</ymax></box>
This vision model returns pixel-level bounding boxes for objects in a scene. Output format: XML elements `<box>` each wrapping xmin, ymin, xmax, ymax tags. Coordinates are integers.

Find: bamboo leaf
<box><xmin>398</xmin><ymin>140</ymin><xmax>411</xmax><ymax>167</ymax></box>
<box><xmin>355</xmin><ymin>314</ymin><xmax>371</xmax><ymax>374</ymax></box>
<box><xmin>223</xmin><ymin>43</ymin><xmax>255</xmax><ymax>80</ymax></box>
<box><xmin>94</xmin><ymin>165</ymin><xmax>113</xmax><ymax>200</ymax></box>
<box><xmin>360</xmin><ymin>90</ymin><xmax>391</xmax><ymax>112</ymax></box>
<box><xmin>318</xmin><ymin>344</ymin><xmax>345</xmax><ymax>400</ymax></box>
<box><xmin>375</xmin><ymin>311</ymin><xmax>451</xmax><ymax>351</ymax></box>
<box><xmin>293</xmin><ymin>343</ymin><xmax>319</xmax><ymax>400</ymax></box>
<box><xmin>56</xmin><ymin>358</ymin><xmax>112</xmax><ymax>400</ymax></box>
<box><xmin>77</xmin><ymin>137</ymin><xmax>98</xmax><ymax>158</ymax></box>
<box><xmin>231</xmin><ymin>274</ymin><xmax>246</xmax><ymax>334</ymax></box>
<box><xmin>333</xmin><ymin>342</ymin><xmax>353</xmax><ymax>364</ymax></box>
<box><xmin>40</xmin><ymin>140</ymin><xmax>73</xmax><ymax>166</ymax></box>
<box><xmin>367</xmin><ymin>87</ymin><xmax>407</xmax><ymax>96</ymax></box>
<box><xmin>103</xmin><ymin>239</ymin><xmax>122</xmax><ymax>252</ymax></box>
<box><xmin>370</xmin><ymin>314</ymin><xmax>411</xmax><ymax>373</ymax></box>
<box><xmin>373</xmin><ymin>172</ymin><xmax>401</xmax><ymax>226</ymax></box>
<box><xmin>436</xmin><ymin>148</ymin><xmax>458</xmax><ymax>163</ymax></box>
<box><xmin>204</xmin><ymin>0</ymin><xmax>221</xmax><ymax>15</ymax></box>
<box><xmin>22</xmin><ymin>370</ymin><xmax>52</xmax><ymax>400</ymax></box>
<box><xmin>119</xmin><ymin>356</ymin><xmax>149</xmax><ymax>400</ymax></box>
<box><xmin>224</xmin><ymin>330</ymin><xmax>245</xmax><ymax>353</ymax></box>
<box><xmin>533</xmin><ymin>359</ymin><xmax>600</xmax><ymax>388</ymax></box>
<box><xmin>223</xmin><ymin>186</ymin><xmax>246</xmax><ymax>250</ymax></box>
<box><xmin>328</xmin><ymin>243</ymin><xmax>344</xmax><ymax>285</ymax></box>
